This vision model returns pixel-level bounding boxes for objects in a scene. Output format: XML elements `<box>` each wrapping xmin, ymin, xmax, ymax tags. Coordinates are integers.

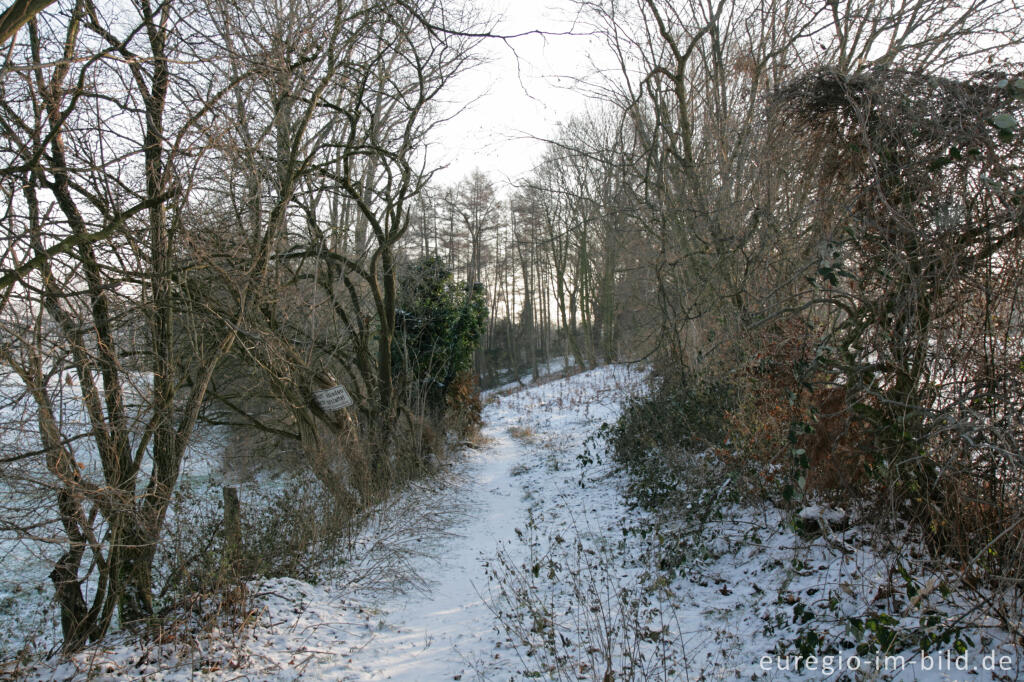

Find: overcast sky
<box><xmin>427</xmin><ymin>0</ymin><xmax>602</xmax><ymax>187</ymax></box>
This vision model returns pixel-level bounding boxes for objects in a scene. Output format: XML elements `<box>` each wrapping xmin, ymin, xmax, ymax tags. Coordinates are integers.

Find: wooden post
<box><xmin>222</xmin><ymin>486</ymin><xmax>242</xmax><ymax>575</ymax></box>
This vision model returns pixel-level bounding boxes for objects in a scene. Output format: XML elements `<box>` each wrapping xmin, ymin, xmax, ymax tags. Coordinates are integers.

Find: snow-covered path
<box><xmin>333</xmin><ymin>364</ymin><xmax>647</xmax><ymax>680</ymax></box>
<box><xmin>336</xmin><ymin>408</ymin><xmax>534</xmax><ymax>680</ymax></box>
<box><xmin>29</xmin><ymin>364</ymin><xmax>646</xmax><ymax>681</ymax></box>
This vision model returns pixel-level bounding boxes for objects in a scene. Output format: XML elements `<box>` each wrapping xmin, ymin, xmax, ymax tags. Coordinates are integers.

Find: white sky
<box><xmin>427</xmin><ymin>0</ymin><xmax>603</xmax><ymax>187</ymax></box>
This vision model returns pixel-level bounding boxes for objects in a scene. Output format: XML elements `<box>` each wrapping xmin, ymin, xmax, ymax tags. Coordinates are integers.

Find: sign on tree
<box><xmin>313</xmin><ymin>385</ymin><xmax>353</xmax><ymax>411</ymax></box>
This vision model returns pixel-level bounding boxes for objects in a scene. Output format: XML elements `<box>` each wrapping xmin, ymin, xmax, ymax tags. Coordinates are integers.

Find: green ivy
<box><xmin>394</xmin><ymin>256</ymin><xmax>488</xmax><ymax>396</ymax></box>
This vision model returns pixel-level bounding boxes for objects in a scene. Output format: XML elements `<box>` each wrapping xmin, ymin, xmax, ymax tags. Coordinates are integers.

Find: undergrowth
<box><xmin>601</xmin><ymin>351</ymin><xmax>1023</xmax><ymax>678</ymax></box>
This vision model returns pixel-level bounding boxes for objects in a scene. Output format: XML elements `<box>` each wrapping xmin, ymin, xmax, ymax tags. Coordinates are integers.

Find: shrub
<box><xmin>606</xmin><ymin>365</ymin><xmax>739</xmax><ymax>509</ymax></box>
<box><xmin>610</xmin><ymin>315</ymin><xmax>867</xmax><ymax>507</ymax></box>
<box><xmin>444</xmin><ymin>371</ymin><xmax>483</xmax><ymax>441</ymax></box>
<box><xmin>721</xmin><ymin>317</ymin><xmax>875</xmax><ymax>501</ymax></box>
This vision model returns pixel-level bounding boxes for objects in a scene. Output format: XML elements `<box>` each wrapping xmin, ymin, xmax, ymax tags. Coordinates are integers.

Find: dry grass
<box><xmin>507</xmin><ymin>425</ymin><xmax>536</xmax><ymax>442</ymax></box>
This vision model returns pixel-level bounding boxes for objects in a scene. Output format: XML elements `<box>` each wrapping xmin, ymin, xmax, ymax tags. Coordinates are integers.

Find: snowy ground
<box><xmin>5</xmin><ymin>365</ymin><xmax>1022</xmax><ymax>680</ymax></box>
<box><xmin>0</xmin><ymin>372</ymin><xmax>228</xmax><ymax>662</ymax></box>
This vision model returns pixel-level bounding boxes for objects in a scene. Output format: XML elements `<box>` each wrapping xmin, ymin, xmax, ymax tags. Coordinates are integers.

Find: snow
<box><xmin>5</xmin><ymin>364</ymin><xmax>1022</xmax><ymax>680</ymax></box>
<box><xmin>798</xmin><ymin>504</ymin><xmax>848</xmax><ymax>527</ymax></box>
<box><xmin>0</xmin><ymin>369</ymin><xmax>231</xmax><ymax>662</ymax></box>
<box><xmin>481</xmin><ymin>355</ymin><xmax>576</xmax><ymax>395</ymax></box>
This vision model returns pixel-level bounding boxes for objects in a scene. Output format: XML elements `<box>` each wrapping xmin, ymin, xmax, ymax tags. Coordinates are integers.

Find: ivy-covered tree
<box><xmin>395</xmin><ymin>257</ymin><xmax>488</xmax><ymax>412</ymax></box>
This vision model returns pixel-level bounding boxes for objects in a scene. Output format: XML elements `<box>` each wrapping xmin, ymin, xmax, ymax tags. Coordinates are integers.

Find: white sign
<box><xmin>313</xmin><ymin>385</ymin><xmax>353</xmax><ymax>411</ymax></box>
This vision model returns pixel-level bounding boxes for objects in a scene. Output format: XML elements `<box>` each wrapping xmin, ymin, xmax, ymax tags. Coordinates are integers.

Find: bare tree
<box><xmin>0</xmin><ymin>0</ymin><xmax>482</xmax><ymax>653</ymax></box>
<box><xmin>193</xmin><ymin>0</ymin><xmax>482</xmax><ymax>494</ymax></box>
<box><xmin>0</xmin><ymin>0</ymin><xmax>260</xmax><ymax>647</ymax></box>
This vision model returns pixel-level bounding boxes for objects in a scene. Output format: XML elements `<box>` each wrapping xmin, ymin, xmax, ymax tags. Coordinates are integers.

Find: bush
<box><xmin>607</xmin><ymin>365</ymin><xmax>739</xmax><ymax>509</ymax></box>
<box><xmin>721</xmin><ymin>317</ymin><xmax>876</xmax><ymax>502</ymax></box>
<box><xmin>444</xmin><ymin>371</ymin><xmax>483</xmax><ymax>441</ymax></box>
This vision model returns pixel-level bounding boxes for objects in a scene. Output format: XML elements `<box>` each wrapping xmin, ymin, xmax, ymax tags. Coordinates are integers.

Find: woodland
<box><xmin>1</xmin><ymin>0</ymin><xmax>1023</xmax><ymax>676</ymax></box>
